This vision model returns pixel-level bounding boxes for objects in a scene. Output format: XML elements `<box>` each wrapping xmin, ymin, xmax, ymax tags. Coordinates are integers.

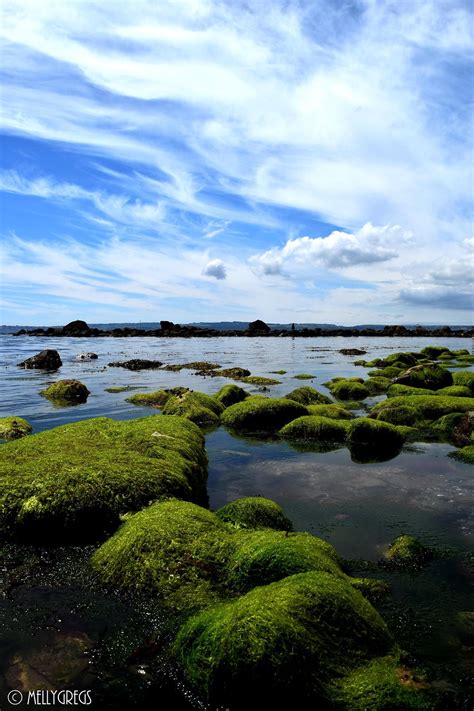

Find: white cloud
<box><xmin>251</xmin><ymin>223</ymin><xmax>412</xmax><ymax>275</ymax></box>
<box><xmin>203</xmin><ymin>259</ymin><xmax>226</xmax><ymax>280</ymax></box>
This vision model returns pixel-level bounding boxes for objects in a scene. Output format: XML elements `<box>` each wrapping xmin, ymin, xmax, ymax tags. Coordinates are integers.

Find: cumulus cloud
<box><xmin>251</xmin><ymin>223</ymin><xmax>412</xmax><ymax>275</ymax></box>
<box><xmin>203</xmin><ymin>259</ymin><xmax>226</xmax><ymax>280</ymax></box>
<box><xmin>399</xmin><ymin>259</ymin><xmax>474</xmax><ymax>311</ymax></box>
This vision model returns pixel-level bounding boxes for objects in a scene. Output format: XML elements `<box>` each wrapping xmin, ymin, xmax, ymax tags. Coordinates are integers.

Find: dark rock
<box><xmin>339</xmin><ymin>348</ymin><xmax>367</xmax><ymax>356</ymax></box>
<box><xmin>108</xmin><ymin>359</ymin><xmax>163</xmax><ymax>370</ymax></box>
<box><xmin>17</xmin><ymin>350</ymin><xmax>62</xmax><ymax>370</ymax></box>
<box><xmin>62</xmin><ymin>320</ymin><xmax>92</xmax><ymax>336</ymax></box>
<box><xmin>75</xmin><ymin>352</ymin><xmax>98</xmax><ymax>361</ymax></box>
<box><xmin>247</xmin><ymin>319</ymin><xmax>271</xmax><ymax>333</ymax></box>
<box><xmin>392</xmin><ymin>363</ymin><xmax>453</xmax><ymax>390</ymax></box>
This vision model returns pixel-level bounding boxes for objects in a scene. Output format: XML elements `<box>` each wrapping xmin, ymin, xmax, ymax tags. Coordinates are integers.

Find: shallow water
<box><xmin>1</xmin><ymin>334</ymin><xmax>473</xmax><ymax>708</ymax></box>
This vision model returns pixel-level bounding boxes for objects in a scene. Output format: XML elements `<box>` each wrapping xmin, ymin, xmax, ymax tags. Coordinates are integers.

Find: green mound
<box><xmin>387</xmin><ymin>384</ymin><xmax>436</xmax><ymax>397</ymax></box>
<box><xmin>348</xmin><ymin>418</ymin><xmax>405</xmax><ymax>451</ymax></box>
<box><xmin>371</xmin><ymin>395</ymin><xmax>474</xmax><ymax>422</ymax></box>
<box><xmin>226</xmin><ymin>530</ymin><xmax>344</xmax><ymax>592</ymax></box>
<box><xmin>364</xmin><ymin>377</ymin><xmax>391</xmax><ymax>395</ymax></box>
<box><xmin>0</xmin><ymin>416</ymin><xmax>32</xmax><ymax>441</ymax></box>
<box><xmin>0</xmin><ymin>415</ymin><xmax>207</xmax><ymax>541</ymax></box>
<box><xmin>173</xmin><ymin>571</ymin><xmax>392</xmax><ymax>708</ymax></box>
<box><xmin>368</xmin><ymin>366</ymin><xmax>404</xmax><ymax>379</ymax></box>
<box><xmin>392</xmin><ymin>364</ymin><xmax>453</xmax><ymax>391</ymax></box>
<box><xmin>305</xmin><ymin>404</ymin><xmax>354</xmax><ymax>420</ymax></box>
<box><xmin>271</xmin><ymin>370</ymin><xmax>287</xmax><ymax>374</ymax></box>
<box><xmin>420</xmin><ymin>346</ymin><xmax>450</xmax><ymax>359</ymax></box>
<box><xmin>431</xmin><ymin>412</ymin><xmax>466</xmax><ymax>438</ymax></box>
<box><xmin>216</xmin><ymin>497</ymin><xmax>293</xmax><ymax>532</ymax></box>
<box><xmin>384</xmin><ymin>352</ymin><xmax>419</xmax><ymax>367</ymax></box>
<box><xmin>285</xmin><ymin>386</ymin><xmax>332</xmax><ymax>405</ymax></box>
<box><xmin>127</xmin><ymin>387</ymin><xmax>189</xmax><ymax>408</ymax></box>
<box><xmin>449</xmin><ymin>445</ymin><xmax>474</xmax><ymax>464</ymax></box>
<box><xmin>452</xmin><ymin>371</ymin><xmax>474</xmax><ymax>395</ymax></box>
<box><xmin>214</xmin><ymin>384</ymin><xmax>249</xmax><ymax>408</ymax></box>
<box><xmin>221</xmin><ymin>396</ymin><xmax>307</xmax><ymax>433</ymax></box>
<box><xmin>40</xmin><ymin>379</ymin><xmax>90</xmax><ymax>404</ymax></box>
<box><xmin>436</xmin><ymin>385</ymin><xmax>472</xmax><ymax>397</ymax></box>
<box><xmin>280</xmin><ymin>416</ymin><xmax>349</xmax><ymax>442</ymax></box>
<box><xmin>374</xmin><ymin>405</ymin><xmax>419</xmax><ymax>426</ymax></box>
<box><xmin>182</xmin><ymin>361</ymin><xmax>221</xmax><ymax>372</ymax></box>
<box><xmin>105</xmin><ymin>386</ymin><xmax>141</xmax><ymax>393</ymax></box>
<box><xmin>92</xmin><ymin>499</ymin><xmax>231</xmax><ymax>612</ymax></box>
<box><xmin>238</xmin><ymin>376</ymin><xmax>281</xmax><ymax>386</ymax></box>
<box><xmin>293</xmin><ymin>373</ymin><xmax>316</xmax><ymax>380</ymax></box>
<box><xmin>383</xmin><ymin>535</ymin><xmax>433</xmax><ymax>570</ymax></box>
<box><xmin>162</xmin><ymin>391</ymin><xmax>224</xmax><ymax>426</ymax></box>
<box><xmin>328</xmin><ymin>379</ymin><xmax>370</xmax><ymax>401</ymax></box>
<box><xmin>217</xmin><ymin>367</ymin><xmax>251</xmax><ymax>379</ymax></box>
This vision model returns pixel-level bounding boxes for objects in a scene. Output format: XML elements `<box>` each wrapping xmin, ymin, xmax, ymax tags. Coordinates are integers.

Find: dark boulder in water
<box><xmin>247</xmin><ymin>319</ymin><xmax>271</xmax><ymax>334</ymax></box>
<box><xmin>339</xmin><ymin>348</ymin><xmax>367</xmax><ymax>356</ymax></box>
<box><xmin>108</xmin><ymin>359</ymin><xmax>163</xmax><ymax>370</ymax></box>
<box><xmin>62</xmin><ymin>319</ymin><xmax>91</xmax><ymax>335</ymax></box>
<box><xmin>17</xmin><ymin>349</ymin><xmax>62</xmax><ymax>370</ymax></box>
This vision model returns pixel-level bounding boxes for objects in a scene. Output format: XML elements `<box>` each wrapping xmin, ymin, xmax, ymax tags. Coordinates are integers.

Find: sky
<box><xmin>0</xmin><ymin>0</ymin><xmax>472</xmax><ymax>326</ymax></box>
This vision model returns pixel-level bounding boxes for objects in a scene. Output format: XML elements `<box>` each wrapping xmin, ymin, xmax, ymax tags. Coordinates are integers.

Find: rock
<box><xmin>62</xmin><ymin>319</ymin><xmax>91</xmax><ymax>336</ymax></box>
<box><xmin>108</xmin><ymin>359</ymin><xmax>163</xmax><ymax>370</ymax></box>
<box><xmin>75</xmin><ymin>352</ymin><xmax>98</xmax><ymax>361</ymax></box>
<box><xmin>392</xmin><ymin>363</ymin><xmax>453</xmax><ymax>391</ymax></box>
<box><xmin>280</xmin><ymin>415</ymin><xmax>350</xmax><ymax>443</ymax></box>
<box><xmin>17</xmin><ymin>349</ymin><xmax>62</xmax><ymax>370</ymax></box>
<box><xmin>285</xmin><ymin>386</ymin><xmax>332</xmax><ymax>405</ymax></box>
<box><xmin>0</xmin><ymin>416</ymin><xmax>32</xmax><ymax>441</ymax></box>
<box><xmin>453</xmin><ymin>371</ymin><xmax>474</xmax><ymax>395</ymax></box>
<box><xmin>40</xmin><ymin>379</ymin><xmax>90</xmax><ymax>404</ymax></box>
<box><xmin>383</xmin><ymin>535</ymin><xmax>433</xmax><ymax>569</ymax></box>
<box><xmin>221</xmin><ymin>396</ymin><xmax>307</xmax><ymax>433</ymax></box>
<box><xmin>339</xmin><ymin>348</ymin><xmax>367</xmax><ymax>356</ymax></box>
<box><xmin>247</xmin><ymin>319</ymin><xmax>271</xmax><ymax>333</ymax></box>
<box><xmin>347</xmin><ymin>418</ymin><xmax>405</xmax><ymax>457</ymax></box>
<box><xmin>214</xmin><ymin>384</ymin><xmax>249</xmax><ymax>408</ymax></box>
<box><xmin>215</xmin><ymin>497</ymin><xmax>293</xmax><ymax>532</ymax></box>
<box><xmin>327</xmin><ymin>379</ymin><xmax>371</xmax><ymax>401</ymax></box>
<box><xmin>0</xmin><ymin>415</ymin><xmax>207</xmax><ymax>541</ymax></box>
<box><xmin>217</xmin><ymin>367</ymin><xmax>251</xmax><ymax>379</ymax></box>
<box><xmin>162</xmin><ymin>391</ymin><xmax>224</xmax><ymax>427</ymax></box>
<box><xmin>127</xmin><ymin>387</ymin><xmax>190</xmax><ymax>408</ymax></box>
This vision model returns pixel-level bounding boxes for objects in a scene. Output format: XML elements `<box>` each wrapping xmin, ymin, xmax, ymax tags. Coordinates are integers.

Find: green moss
<box><xmin>436</xmin><ymin>385</ymin><xmax>471</xmax><ymax>397</ymax></box>
<box><xmin>182</xmin><ymin>361</ymin><xmax>221</xmax><ymax>371</ymax></box>
<box><xmin>222</xmin><ymin>396</ymin><xmax>307</xmax><ymax>433</ymax></box>
<box><xmin>40</xmin><ymin>379</ymin><xmax>90</xmax><ymax>404</ymax></box>
<box><xmin>280</xmin><ymin>416</ymin><xmax>349</xmax><ymax>443</ymax></box>
<box><xmin>350</xmin><ymin>578</ymin><xmax>390</xmax><ymax>603</ymax></box>
<box><xmin>216</xmin><ymin>367</ymin><xmax>251</xmax><ymax>379</ymax></box>
<box><xmin>348</xmin><ymin>418</ymin><xmax>405</xmax><ymax>450</ymax></box>
<box><xmin>162</xmin><ymin>364</ymin><xmax>184</xmax><ymax>371</ymax></box>
<box><xmin>384</xmin><ymin>352</ymin><xmax>419</xmax><ymax>367</ymax></box>
<box><xmin>330</xmin><ymin>655</ymin><xmax>433</xmax><ymax>710</ymax></box>
<box><xmin>392</xmin><ymin>364</ymin><xmax>453</xmax><ymax>391</ymax></box>
<box><xmin>368</xmin><ymin>366</ymin><xmax>404</xmax><ymax>379</ymax></box>
<box><xmin>173</xmin><ymin>571</ymin><xmax>392</xmax><ymax>707</ymax></box>
<box><xmin>214</xmin><ymin>384</ymin><xmax>249</xmax><ymax>407</ymax></box>
<box><xmin>92</xmin><ymin>499</ymin><xmax>231</xmax><ymax>612</ymax></box>
<box><xmin>452</xmin><ymin>349</ymin><xmax>469</xmax><ymax>357</ymax></box>
<box><xmin>216</xmin><ymin>497</ymin><xmax>293</xmax><ymax>532</ymax></box>
<box><xmin>0</xmin><ymin>415</ymin><xmax>207</xmax><ymax>541</ymax></box>
<box><xmin>371</xmin><ymin>395</ymin><xmax>474</xmax><ymax>422</ymax></box>
<box><xmin>305</xmin><ymin>404</ymin><xmax>354</xmax><ymax>420</ymax></box>
<box><xmin>226</xmin><ymin>530</ymin><xmax>344</xmax><ymax>592</ymax></box>
<box><xmin>387</xmin><ymin>384</ymin><xmax>436</xmax><ymax>397</ymax></box>
<box><xmin>285</xmin><ymin>386</ymin><xmax>332</xmax><ymax>405</ymax></box>
<box><xmin>271</xmin><ymin>370</ymin><xmax>287</xmax><ymax>374</ymax></box>
<box><xmin>293</xmin><ymin>373</ymin><xmax>316</xmax><ymax>380</ymax></box>
<box><xmin>0</xmin><ymin>416</ymin><xmax>32</xmax><ymax>441</ymax></box>
<box><xmin>162</xmin><ymin>391</ymin><xmax>224</xmax><ymax>426</ymax></box>
<box><xmin>449</xmin><ymin>445</ymin><xmax>474</xmax><ymax>464</ymax></box>
<box><xmin>104</xmin><ymin>386</ymin><xmax>141</xmax><ymax>393</ymax></box>
<box><xmin>384</xmin><ymin>535</ymin><xmax>432</xmax><ymax>569</ymax></box>
<box><xmin>328</xmin><ymin>380</ymin><xmax>370</xmax><ymax>401</ymax></box>
<box><xmin>431</xmin><ymin>413</ymin><xmax>465</xmax><ymax>438</ymax></box>
<box><xmin>452</xmin><ymin>371</ymin><xmax>474</xmax><ymax>395</ymax></box>
<box><xmin>375</xmin><ymin>405</ymin><xmax>419</xmax><ymax>426</ymax></box>
<box><xmin>127</xmin><ymin>387</ymin><xmax>189</xmax><ymax>408</ymax></box>
<box><xmin>364</xmin><ymin>377</ymin><xmax>391</xmax><ymax>395</ymax></box>
<box><xmin>420</xmin><ymin>345</ymin><xmax>450</xmax><ymax>359</ymax></box>
<box><xmin>238</xmin><ymin>376</ymin><xmax>281</xmax><ymax>386</ymax></box>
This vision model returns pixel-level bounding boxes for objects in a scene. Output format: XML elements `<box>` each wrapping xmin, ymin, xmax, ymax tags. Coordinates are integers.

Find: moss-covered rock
<box><xmin>449</xmin><ymin>445</ymin><xmax>474</xmax><ymax>465</ymax></box>
<box><xmin>371</xmin><ymin>395</ymin><xmax>474</xmax><ymax>422</ymax></box>
<box><xmin>328</xmin><ymin>379</ymin><xmax>370</xmax><ymax>401</ymax></box>
<box><xmin>127</xmin><ymin>387</ymin><xmax>189</xmax><ymax>408</ymax></box>
<box><xmin>383</xmin><ymin>535</ymin><xmax>432</xmax><ymax>570</ymax></box>
<box><xmin>40</xmin><ymin>379</ymin><xmax>90</xmax><ymax>404</ymax></box>
<box><xmin>214</xmin><ymin>384</ymin><xmax>249</xmax><ymax>408</ymax></box>
<box><xmin>216</xmin><ymin>497</ymin><xmax>293</xmax><ymax>532</ymax></box>
<box><xmin>305</xmin><ymin>404</ymin><xmax>354</xmax><ymax>420</ymax></box>
<box><xmin>238</xmin><ymin>375</ymin><xmax>281</xmax><ymax>386</ymax></box>
<box><xmin>293</xmin><ymin>373</ymin><xmax>316</xmax><ymax>380</ymax></box>
<box><xmin>368</xmin><ymin>366</ymin><xmax>404</xmax><ymax>379</ymax></box>
<box><xmin>0</xmin><ymin>415</ymin><xmax>207</xmax><ymax>541</ymax></box>
<box><xmin>387</xmin><ymin>384</ymin><xmax>436</xmax><ymax>398</ymax></box>
<box><xmin>452</xmin><ymin>371</ymin><xmax>474</xmax><ymax>395</ymax></box>
<box><xmin>280</xmin><ymin>416</ymin><xmax>349</xmax><ymax>443</ymax></box>
<box><xmin>374</xmin><ymin>405</ymin><xmax>419</xmax><ymax>426</ymax></box>
<box><xmin>347</xmin><ymin>418</ymin><xmax>405</xmax><ymax>451</ymax></box>
<box><xmin>420</xmin><ymin>345</ymin><xmax>450</xmax><ymax>359</ymax></box>
<box><xmin>182</xmin><ymin>361</ymin><xmax>221</xmax><ymax>372</ymax></box>
<box><xmin>436</xmin><ymin>385</ymin><xmax>472</xmax><ymax>397</ymax></box>
<box><xmin>226</xmin><ymin>530</ymin><xmax>344</xmax><ymax>592</ymax></box>
<box><xmin>162</xmin><ymin>391</ymin><xmax>224</xmax><ymax>426</ymax></box>
<box><xmin>392</xmin><ymin>364</ymin><xmax>453</xmax><ymax>391</ymax></box>
<box><xmin>271</xmin><ymin>369</ymin><xmax>287</xmax><ymax>374</ymax></box>
<box><xmin>173</xmin><ymin>571</ymin><xmax>392</xmax><ymax>708</ymax></box>
<box><xmin>92</xmin><ymin>499</ymin><xmax>231</xmax><ymax>612</ymax></box>
<box><xmin>285</xmin><ymin>386</ymin><xmax>332</xmax><ymax>406</ymax></box>
<box><xmin>384</xmin><ymin>352</ymin><xmax>419</xmax><ymax>367</ymax></box>
<box><xmin>350</xmin><ymin>578</ymin><xmax>390</xmax><ymax>603</ymax></box>
<box><xmin>104</xmin><ymin>386</ymin><xmax>141</xmax><ymax>393</ymax></box>
<box><xmin>364</xmin><ymin>377</ymin><xmax>391</xmax><ymax>395</ymax></box>
<box><xmin>221</xmin><ymin>396</ymin><xmax>307</xmax><ymax>433</ymax></box>
<box><xmin>0</xmin><ymin>416</ymin><xmax>32</xmax><ymax>441</ymax></box>
<box><xmin>216</xmin><ymin>367</ymin><xmax>251</xmax><ymax>379</ymax></box>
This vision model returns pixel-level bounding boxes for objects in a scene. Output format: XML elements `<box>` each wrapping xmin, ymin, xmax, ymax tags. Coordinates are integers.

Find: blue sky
<box><xmin>0</xmin><ymin>0</ymin><xmax>472</xmax><ymax>325</ymax></box>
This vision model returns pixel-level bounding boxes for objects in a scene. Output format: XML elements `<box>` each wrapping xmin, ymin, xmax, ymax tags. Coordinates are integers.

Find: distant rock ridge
<box><xmin>12</xmin><ymin>319</ymin><xmax>472</xmax><ymax>338</ymax></box>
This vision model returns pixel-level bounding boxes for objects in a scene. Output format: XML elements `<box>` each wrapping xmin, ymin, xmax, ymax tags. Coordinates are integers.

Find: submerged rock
<box><xmin>0</xmin><ymin>415</ymin><xmax>207</xmax><ymax>541</ymax></box>
<box><xmin>0</xmin><ymin>416</ymin><xmax>32</xmax><ymax>441</ymax></box>
<box><xmin>383</xmin><ymin>535</ymin><xmax>433</xmax><ymax>570</ymax></box>
<box><xmin>107</xmin><ymin>359</ymin><xmax>163</xmax><ymax>370</ymax></box>
<box><xmin>339</xmin><ymin>348</ymin><xmax>367</xmax><ymax>356</ymax></box>
<box><xmin>17</xmin><ymin>349</ymin><xmax>62</xmax><ymax>370</ymax></box>
<box><xmin>40</xmin><ymin>379</ymin><xmax>90</xmax><ymax>404</ymax></box>
<box><xmin>74</xmin><ymin>352</ymin><xmax>98</xmax><ymax>361</ymax></box>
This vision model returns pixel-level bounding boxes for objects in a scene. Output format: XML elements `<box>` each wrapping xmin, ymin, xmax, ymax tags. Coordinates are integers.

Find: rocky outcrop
<box><xmin>108</xmin><ymin>359</ymin><xmax>163</xmax><ymax>370</ymax></box>
<box><xmin>17</xmin><ymin>349</ymin><xmax>62</xmax><ymax>370</ymax></box>
<box><xmin>247</xmin><ymin>319</ymin><xmax>271</xmax><ymax>334</ymax></box>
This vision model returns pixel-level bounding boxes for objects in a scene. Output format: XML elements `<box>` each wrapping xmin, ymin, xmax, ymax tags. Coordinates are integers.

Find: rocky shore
<box><xmin>13</xmin><ymin>318</ymin><xmax>472</xmax><ymax>338</ymax></box>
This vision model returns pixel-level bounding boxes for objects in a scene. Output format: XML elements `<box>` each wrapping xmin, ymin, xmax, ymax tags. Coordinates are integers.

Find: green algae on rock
<box><xmin>374</xmin><ymin>404</ymin><xmax>419</xmax><ymax>426</ymax></box>
<box><xmin>387</xmin><ymin>384</ymin><xmax>436</xmax><ymax>397</ymax></box>
<box><xmin>285</xmin><ymin>386</ymin><xmax>332</xmax><ymax>405</ymax></box>
<box><xmin>127</xmin><ymin>387</ymin><xmax>190</xmax><ymax>408</ymax></box>
<box><xmin>215</xmin><ymin>367</ymin><xmax>251</xmax><ymax>379</ymax></box>
<box><xmin>214</xmin><ymin>384</ymin><xmax>249</xmax><ymax>408</ymax></box>
<box><xmin>347</xmin><ymin>418</ymin><xmax>405</xmax><ymax>451</ymax></box>
<box><xmin>293</xmin><ymin>373</ymin><xmax>316</xmax><ymax>380</ymax></box>
<box><xmin>371</xmin><ymin>395</ymin><xmax>474</xmax><ymax>423</ymax></box>
<box><xmin>305</xmin><ymin>404</ymin><xmax>354</xmax><ymax>420</ymax></box>
<box><xmin>449</xmin><ymin>445</ymin><xmax>474</xmax><ymax>465</ymax></box>
<box><xmin>328</xmin><ymin>379</ymin><xmax>371</xmax><ymax>401</ymax></box>
<box><xmin>173</xmin><ymin>571</ymin><xmax>392</xmax><ymax>709</ymax></box>
<box><xmin>40</xmin><ymin>379</ymin><xmax>90</xmax><ymax>404</ymax></box>
<box><xmin>420</xmin><ymin>345</ymin><xmax>451</xmax><ymax>359</ymax></box>
<box><xmin>436</xmin><ymin>385</ymin><xmax>472</xmax><ymax>397</ymax></box>
<box><xmin>383</xmin><ymin>535</ymin><xmax>433</xmax><ymax>570</ymax></box>
<box><xmin>221</xmin><ymin>396</ymin><xmax>307</xmax><ymax>433</ymax></box>
<box><xmin>364</xmin><ymin>377</ymin><xmax>391</xmax><ymax>395</ymax></box>
<box><xmin>0</xmin><ymin>415</ymin><xmax>207</xmax><ymax>541</ymax></box>
<box><xmin>238</xmin><ymin>375</ymin><xmax>281</xmax><ymax>386</ymax></box>
<box><xmin>162</xmin><ymin>391</ymin><xmax>224</xmax><ymax>427</ymax></box>
<box><xmin>215</xmin><ymin>496</ymin><xmax>293</xmax><ymax>532</ymax></box>
<box><xmin>368</xmin><ymin>366</ymin><xmax>404</xmax><ymax>379</ymax></box>
<box><xmin>0</xmin><ymin>416</ymin><xmax>32</xmax><ymax>441</ymax></box>
<box><xmin>392</xmin><ymin>363</ymin><xmax>453</xmax><ymax>391</ymax></box>
<box><xmin>92</xmin><ymin>500</ymin><xmax>231</xmax><ymax>612</ymax></box>
<box><xmin>280</xmin><ymin>416</ymin><xmax>349</xmax><ymax>443</ymax></box>
<box><xmin>452</xmin><ymin>371</ymin><xmax>474</xmax><ymax>395</ymax></box>
<box><xmin>104</xmin><ymin>386</ymin><xmax>142</xmax><ymax>393</ymax></box>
